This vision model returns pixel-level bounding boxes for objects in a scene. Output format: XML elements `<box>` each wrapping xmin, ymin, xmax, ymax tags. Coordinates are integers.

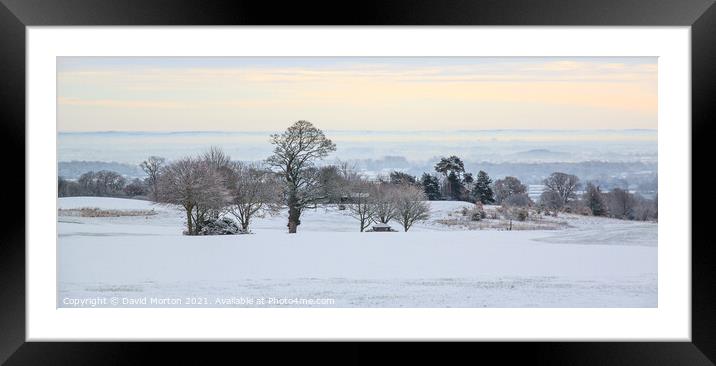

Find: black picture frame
<box><xmin>1</xmin><ymin>0</ymin><xmax>714</xmax><ymax>364</ymax></box>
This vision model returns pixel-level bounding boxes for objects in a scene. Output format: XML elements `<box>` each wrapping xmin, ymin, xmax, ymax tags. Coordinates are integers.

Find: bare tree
<box><xmin>606</xmin><ymin>188</ymin><xmax>637</xmax><ymax>220</ymax></box>
<box><xmin>633</xmin><ymin>194</ymin><xmax>657</xmax><ymax>221</ymax></box>
<box><xmin>345</xmin><ymin>179</ymin><xmax>377</xmax><ymax>232</ymax></box>
<box><xmin>317</xmin><ymin>165</ymin><xmax>346</xmax><ymax>204</ymax></box>
<box><xmin>202</xmin><ymin>146</ymin><xmax>232</xmax><ymax>174</ymax></box>
<box><xmin>201</xmin><ymin>147</ymin><xmax>235</xmax><ymax>220</ymax></box>
<box><xmin>539</xmin><ymin>190</ymin><xmax>563</xmax><ymax>216</ymax></box>
<box><xmin>266</xmin><ymin>121</ymin><xmax>336</xmax><ymax>233</ymax></box>
<box><xmin>58</xmin><ymin>176</ymin><xmax>84</xmax><ymax>197</ymax></box>
<box><xmin>543</xmin><ymin>172</ymin><xmax>580</xmax><ymax>210</ymax></box>
<box><xmin>225</xmin><ymin>162</ymin><xmax>281</xmax><ymax>232</ymax></box>
<box><xmin>77</xmin><ymin>171</ymin><xmax>99</xmax><ymax>196</ymax></box>
<box><xmin>156</xmin><ymin>157</ymin><xmax>229</xmax><ymax>235</ymax></box>
<box><xmin>393</xmin><ymin>184</ymin><xmax>430</xmax><ymax>232</ymax></box>
<box><xmin>78</xmin><ymin>170</ymin><xmax>126</xmax><ymax>197</ymax></box>
<box><xmin>494</xmin><ymin>176</ymin><xmax>527</xmax><ymax>205</ymax></box>
<box><xmin>123</xmin><ymin>178</ymin><xmax>148</xmax><ymax>197</ymax></box>
<box><xmin>140</xmin><ymin>156</ymin><xmax>166</xmax><ymax>201</ymax></box>
<box><xmin>373</xmin><ymin>183</ymin><xmax>399</xmax><ymax>224</ymax></box>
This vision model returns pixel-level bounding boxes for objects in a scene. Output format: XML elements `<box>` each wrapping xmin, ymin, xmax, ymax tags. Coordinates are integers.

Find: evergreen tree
<box><xmin>420</xmin><ymin>173</ymin><xmax>441</xmax><ymax>201</ymax></box>
<box><xmin>434</xmin><ymin>156</ymin><xmax>466</xmax><ymax>200</ymax></box>
<box><xmin>583</xmin><ymin>182</ymin><xmax>608</xmax><ymax>216</ymax></box>
<box><xmin>389</xmin><ymin>171</ymin><xmax>417</xmax><ymax>185</ymax></box>
<box><xmin>446</xmin><ymin>171</ymin><xmax>463</xmax><ymax>200</ymax></box>
<box><xmin>472</xmin><ymin>170</ymin><xmax>495</xmax><ymax>204</ymax></box>
<box><xmin>435</xmin><ymin>155</ymin><xmax>465</xmax><ymax>200</ymax></box>
<box><xmin>434</xmin><ymin>155</ymin><xmax>465</xmax><ymax>177</ymax></box>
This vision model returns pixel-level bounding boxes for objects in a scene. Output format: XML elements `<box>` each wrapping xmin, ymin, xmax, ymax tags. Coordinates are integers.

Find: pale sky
<box><xmin>57</xmin><ymin>57</ymin><xmax>657</xmax><ymax>132</ymax></box>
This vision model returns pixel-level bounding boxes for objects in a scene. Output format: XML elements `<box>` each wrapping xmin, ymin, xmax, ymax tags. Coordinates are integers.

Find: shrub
<box><xmin>461</xmin><ymin>202</ymin><xmax>486</xmax><ymax>221</ymax></box>
<box><xmin>195</xmin><ymin>217</ymin><xmax>246</xmax><ymax>236</ymax></box>
<box><xmin>499</xmin><ymin>206</ymin><xmax>528</xmax><ymax>221</ymax></box>
<box><xmin>565</xmin><ymin>200</ymin><xmax>592</xmax><ymax>216</ymax></box>
<box><xmin>515</xmin><ymin>208</ymin><xmax>528</xmax><ymax>222</ymax></box>
<box><xmin>471</xmin><ymin>201</ymin><xmax>487</xmax><ymax>221</ymax></box>
<box><xmin>470</xmin><ymin>209</ymin><xmax>486</xmax><ymax>221</ymax></box>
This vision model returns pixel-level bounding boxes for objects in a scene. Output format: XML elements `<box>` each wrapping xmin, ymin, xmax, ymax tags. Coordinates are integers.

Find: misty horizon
<box><xmin>58</xmin><ymin>129</ymin><xmax>656</xmax><ymax>163</ymax></box>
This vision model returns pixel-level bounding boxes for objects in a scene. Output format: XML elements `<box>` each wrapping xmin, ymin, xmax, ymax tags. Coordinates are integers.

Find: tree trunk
<box><xmin>150</xmin><ymin>183</ymin><xmax>158</xmax><ymax>202</ymax></box>
<box><xmin>185</xmin><ymin>207</ymin><xmax>193</xmax><ymax>235</ymax></box>
<box><xmin>287</xmin><ymin>205</ymin><xmax>300</xmax><ymax>234</ymax></box>
<box><xmin>286</xmin><ymin>189</ymin><xmax>302</xmax><ymax>234</ymax></box>
<box><xmin>241</xmin><ymin>219</ymin><xmax>249</xmax><ymax>231</ymax></box>
<box><xmin>194</xmin><ymin>207</ymin><xmax>203</xmax><ymax>234</ymax></box>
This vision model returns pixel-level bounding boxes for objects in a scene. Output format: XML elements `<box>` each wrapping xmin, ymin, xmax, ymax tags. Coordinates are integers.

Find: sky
<box><xmin>57</xmin><ymin>57</ymin><xmax>657</xmax><ymax>132</ymax></box>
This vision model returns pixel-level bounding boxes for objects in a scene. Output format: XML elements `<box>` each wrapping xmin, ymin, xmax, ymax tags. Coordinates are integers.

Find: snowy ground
<box><xmin>58</xmin><ymin>197</ymin><xmax>657</xmax><ymax>308</ymax></box>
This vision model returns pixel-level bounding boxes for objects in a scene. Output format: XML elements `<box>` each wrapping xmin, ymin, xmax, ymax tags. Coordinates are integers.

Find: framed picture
<box><xmin>1</xmin><ymin>0</ymin><xmax>714</xmax><ymax>364</ymax></box>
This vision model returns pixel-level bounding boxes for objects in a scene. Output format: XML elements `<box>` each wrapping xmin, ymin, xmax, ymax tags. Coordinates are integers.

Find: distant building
<box><xmin>527</xmin><ymin>184</ymin><xmax>546</xmax><ymax>201</ymax></box>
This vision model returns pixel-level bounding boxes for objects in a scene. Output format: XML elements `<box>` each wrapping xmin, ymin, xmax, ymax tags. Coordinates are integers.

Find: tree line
<box><xmin>401</xmin><ymin>159</ymin><xmax>656</xmax><ymax>221</ymax></box>
<box><xmin>151</xmin><ymin>121</ymin><xmax>429</xmax><ymax>235</ymax></box>
<box><xmin>146</xmin><ymin>120</ymin><xmax>428</xmax><ymax>235</ymax></box>
<box><xmin>59</xmin><ymin>120</ymin><xmax>657</xmax><ymax>235</ymax></box>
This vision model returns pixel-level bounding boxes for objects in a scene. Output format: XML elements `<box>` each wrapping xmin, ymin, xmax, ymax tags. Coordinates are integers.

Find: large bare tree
<box><xmin>225</xmin><ymin>162</ymin><xmax>281</xmax><ymax>232</ymax></box>
<box><xmin>266</xmin><ymin>120</ymin><xmax>336</xmax><ymax>233</ymax></box>
<box><xmin>393</xmin><ymin>184</ymin><xmax>430</xmax><ymax>232</ymax></box>
<box><xmin>156</xmin><ymin>157</ymin><xmax>229</xmax><ymax>235</ymax></box>
<box><xmin>140</xmin><ymin>156</ymin><xmax>166</xmax><ymax>201</ymax></box>
<box><xmin>543</xmin><ymin>172</ymin><xmax>580</xmax><ymax>210</ymax></box>
<box><xmin>201</xmin><ymin>147</ymin><xmax>235</xmax><ymax>220</ymax></box>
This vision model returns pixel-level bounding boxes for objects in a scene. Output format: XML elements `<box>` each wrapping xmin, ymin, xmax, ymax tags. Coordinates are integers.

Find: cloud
<box><xmin>57</xmin><ymin>57</ymin><xmax>658</xmax><ymax>131</ymax></box>
<box><xmin>57</xmin><ymin>60</ymin><xmax>657</xmax><ymax>90</ymax></box>
<box><xmin>58</xmin><ymin>97</ymin><xmax>188</xmax><ymax>109</ymax></box>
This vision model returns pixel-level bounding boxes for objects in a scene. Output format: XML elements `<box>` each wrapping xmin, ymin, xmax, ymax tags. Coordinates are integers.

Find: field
<box><xmin>58</xmin><ymin>197</ymin><xmax>657</xmax><ymax>308</ymax></box>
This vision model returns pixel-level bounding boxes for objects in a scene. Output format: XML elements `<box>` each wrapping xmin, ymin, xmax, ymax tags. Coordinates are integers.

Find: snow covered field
<box><xmin>58</xmin><ymin>197</ymin><xmax>657</xmax><ymax>308</ymax></box>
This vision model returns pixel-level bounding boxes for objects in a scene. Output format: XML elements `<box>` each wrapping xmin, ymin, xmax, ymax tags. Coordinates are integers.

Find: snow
<box><xmin>57</xmin><ymin>197</ymin><xmax>657</xmax><ymax>307</ymax></box>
